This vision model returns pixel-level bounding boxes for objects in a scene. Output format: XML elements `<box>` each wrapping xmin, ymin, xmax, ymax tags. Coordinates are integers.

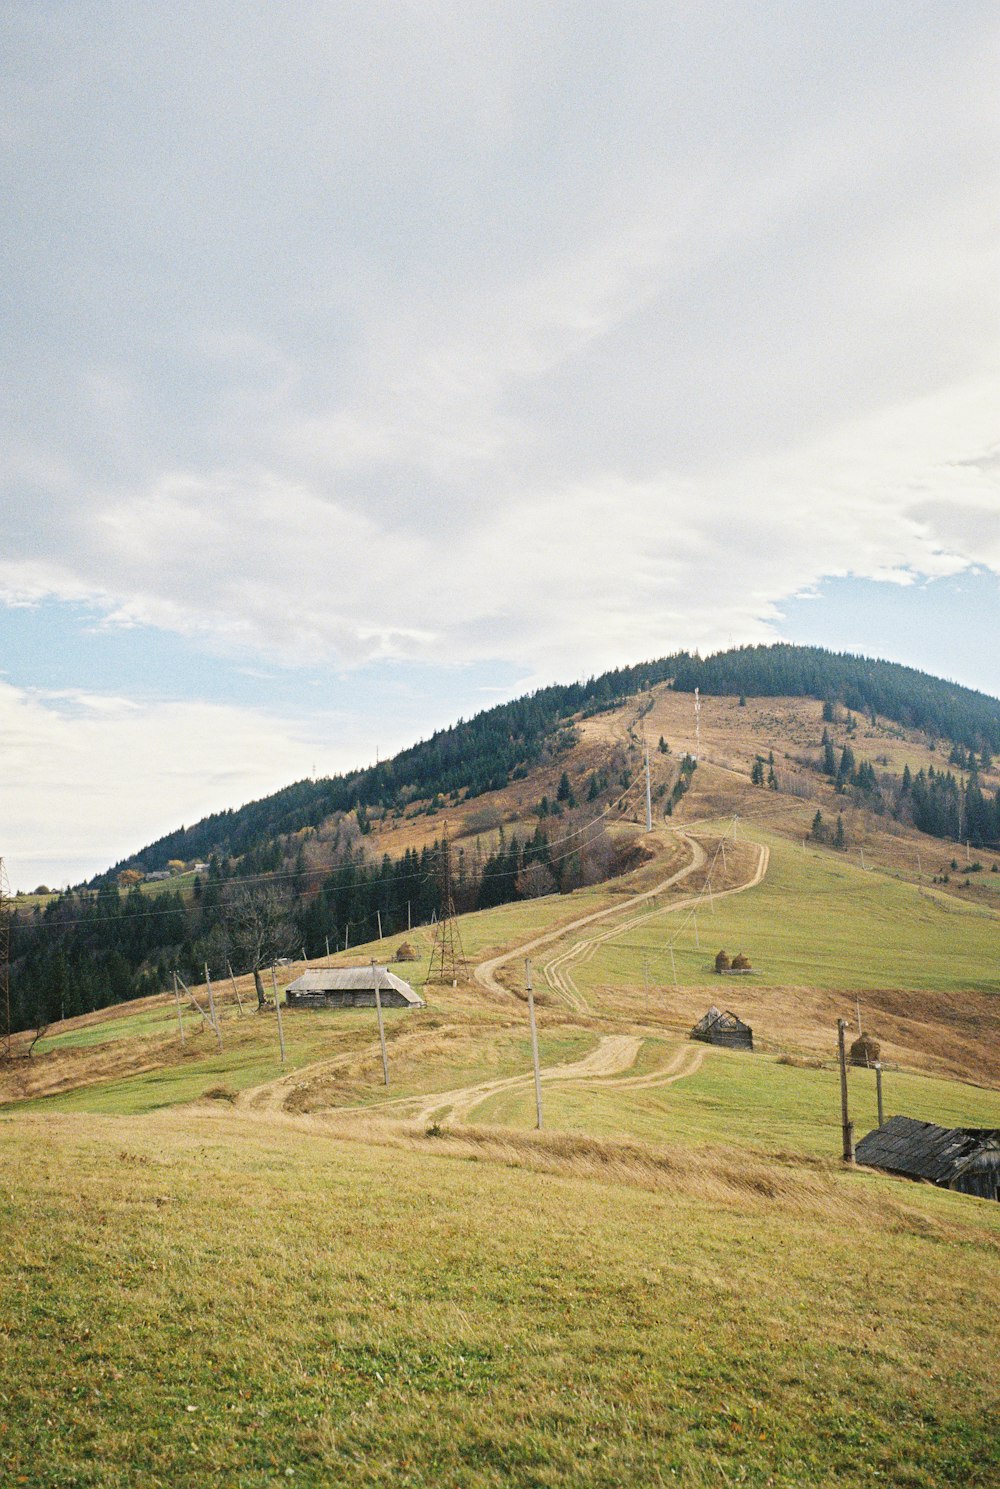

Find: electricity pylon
<box><xmin>426</xmin><ymin>828</ymin><xmax>466</xmax><ymax>987</ymax></box>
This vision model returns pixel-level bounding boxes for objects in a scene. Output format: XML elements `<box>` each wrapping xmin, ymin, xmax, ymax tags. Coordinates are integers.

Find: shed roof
<box><xmin>691</xmin><ymin>1007</ymin><xmax>751</xmax><ymax>1036</ymax></box>
<box><xmin>855</xmin><ymin>1115</ymin><xmax>1000</xmax><ymax>1184</ymax></box>
<box><xmin>285</xmin><ymin>966</ymin><xmax>422</xmax><ymax>1005</ymax></box>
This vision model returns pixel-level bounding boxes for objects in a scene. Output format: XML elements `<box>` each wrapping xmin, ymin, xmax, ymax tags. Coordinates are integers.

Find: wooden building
<box><xmin>856</xmin><ymin>1115</ymin><xmax>1000</xmax><ymax>1201</ymax></box>
<box><xmin>690</xmin><ymin>1006</ymin><xmax>753</xmax><ymax>1051</ymax></box>
<box><xmin>284</xmin><ymin>966</ymin><xmax>424</xmax><ymax>1010</ymax></box>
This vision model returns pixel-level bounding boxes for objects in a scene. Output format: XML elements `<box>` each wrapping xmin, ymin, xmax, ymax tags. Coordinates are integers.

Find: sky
<box><xmin>2</xmin><ymin>2</ymin><xmax>998</xmax><ymax>892</ymax></box>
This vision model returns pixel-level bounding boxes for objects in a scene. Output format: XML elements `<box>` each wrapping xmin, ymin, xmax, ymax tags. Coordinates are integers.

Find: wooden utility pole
<box><xmin>837</xmin><ymin>1019</ymin><xmax>854</xmax><ymax>1163</ymax></box>
<box><xmin>377</xmin><ymin>910</ymin><xmax>383</xmax><ymax>943</ymax></box>
<box><xmin>526</xmin><ymin>959</ymin><xmax>543</xmax><ymax>1130</ymax></box>
<box><xmin>693</xmin><ymin>911</ymin><xmax>699</xmax><ymax>949</ymax></box>
<box><xmin>856</xmin><ymin>996</ymin><xmax>862</xmax><ymax>1036</ymax></box>
<box><xmin>875</xmin><ymin>1061</ymin><xmax>884</xmax><ymax>1127</ymax></box>
<box><xmin>175</xmin><ymin>971</ymin><xmax>209</xmax><ymax>1030</ymax></box>
<box><xmin>644</xmin><ymin>744</ymin><xmax>653</xmax><ymax>832</ymax></box>
<box><xmin>325</xmin><ymin>937</ymin><xmax>331</xmax><ymax>966</ymax></box>
<box><xmin>371</xmin><ymin>958</ymin><xmax>389</xmax><ymax>1087</ymax></box>
<box><xmin>269</xmin><ymin>964</ymin><xmax>286</xmax><ymax>1065</ymax></box>
<box><xmin>227</xmin><ymin>961</ymin><xmax>244</xmax><ymax>1015</ymax></box>
<box><xmin>171</xmin><ymin>971</ymin><xmax>186</xmax><ymax>1045</ymax></box>
<box><xmin>669</xmin><ymin>946</ymin><xmax>678</xmax><ymax>990</ymax></box>
<box><xmin>204</xmin><ymin>964</ymin><xmax>223</xmax><ymax>1052</ymax></box>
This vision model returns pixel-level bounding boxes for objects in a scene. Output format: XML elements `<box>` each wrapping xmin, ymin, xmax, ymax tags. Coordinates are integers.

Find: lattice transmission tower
<box><xmin>0</xmin><ymin>857</ymin><xmax>11</xmax><ymax>1061</ymax></box>
<box><xmin>426</xmin><ymin>828</ymin><xmax>466</xmax><ymax>987</ymax></box>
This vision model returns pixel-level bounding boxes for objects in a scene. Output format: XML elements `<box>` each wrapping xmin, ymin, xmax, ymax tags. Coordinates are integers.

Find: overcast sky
<box><xmin>2</xmin><ymin>2</ymin><xmax>998</xmax><ymax>890</ymax></box>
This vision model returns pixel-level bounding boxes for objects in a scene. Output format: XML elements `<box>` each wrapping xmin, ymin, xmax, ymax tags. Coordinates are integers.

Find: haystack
<box><xmin>714</xmin><ymin>950</ymin><xmax>731</xmax><ymax>973</ymax></box>
<box><xmin>395</xmin><ymin>941</ymin><xmax>418</xmax><ymax>962</ymax></box>
<box><xmin>850</xmin><ymin>1032</ymin><xmax>881</xmax><ymax>1068</ymax></box>
<box><xmin>731</xmin><ymin>951</ymin><xmax>752</xmax><ymax>971</ymax></box>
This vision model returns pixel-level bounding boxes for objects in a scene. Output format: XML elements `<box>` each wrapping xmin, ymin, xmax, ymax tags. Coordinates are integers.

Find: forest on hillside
<box><xmin>9</xmin><ymin>642</ymin><xmax>1000</xmax><ymax>1037</ymax></box>
<box><xmin>670</xmin><ymin>644</ymin><xmax>1000</xmax><ymax>752</ymax></box>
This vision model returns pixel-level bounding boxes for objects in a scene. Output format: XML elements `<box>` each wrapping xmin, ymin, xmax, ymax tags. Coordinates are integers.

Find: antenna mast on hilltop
<box><xmin>0</xmin><ymin>858</ymin><xmax>12</xmax><ymax>1060</ymax></box>
<box><xmin>426</xmin><ymin>827</ymin><xmax>466</xmax><ymax>987</ymax></box>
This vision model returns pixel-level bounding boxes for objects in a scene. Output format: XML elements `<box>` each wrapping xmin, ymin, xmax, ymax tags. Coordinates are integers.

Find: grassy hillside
<box><xmin>5</xmin><ymin>764</ymin><xmax>1000</xmax><ymax>1484</ymax></box>
<box><xmin>2</xmin><ymin>1104</ymin><xmax>998</xmax><ymax>1488</ymax></box>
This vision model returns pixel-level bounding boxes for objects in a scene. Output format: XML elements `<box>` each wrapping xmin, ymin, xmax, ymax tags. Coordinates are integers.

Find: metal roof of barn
<box><xmin>855</xmin><ymin>1115</ymin><xmax>1000</xmax><ymax>1184</ymax></box>
<box><xmin>285</xmin><ymin>966</ymin><xmax>422</xmax><ymax>1004</ymax></box>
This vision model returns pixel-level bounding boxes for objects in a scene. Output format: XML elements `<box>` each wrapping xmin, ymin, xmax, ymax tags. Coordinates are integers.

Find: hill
<box><xmin>2</xmin><ymin>797</ymin><xmax>999</xmax><ymax>1486</ymax></box>
<box><xmin>7</xmin><ymin>643</ymin><xmax>1000</xmax><ymax>1038</ymax></box>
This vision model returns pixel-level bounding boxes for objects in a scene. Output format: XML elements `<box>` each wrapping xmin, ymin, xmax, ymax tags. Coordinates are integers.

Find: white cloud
<box><xmin>0</xmin><ymin>682</ymin><xmax>368</xmax><ymax>891</ymax></box>
<box><xmin>2</xmin><ymin>5</ymin><xmax>999</xmax><ymax>875</ymax></box>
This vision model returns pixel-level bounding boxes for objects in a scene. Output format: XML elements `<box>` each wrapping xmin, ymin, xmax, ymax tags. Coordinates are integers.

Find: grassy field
<box><xmin>1</xmin><ymin>1107</ymin><xmax>998</xmax><ymax>1489</ymax></box>
<box><xmin>573</xmin><ymin>825</ymin><xmax>1000</xmax><ymax>998</ymax></box>
<box><xmin>4</xmin><ymin>812</ymin><xmax>1000</xmax><ymax>1485</ymax></box>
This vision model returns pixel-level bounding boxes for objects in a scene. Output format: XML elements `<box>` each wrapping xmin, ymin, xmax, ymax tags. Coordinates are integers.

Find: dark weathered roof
<box><xmin>691</xmin><ymin>1007</ymin><xmax>751</xmax><ymax>1036</ymax></box>
<box><xmin>856</xmin><ymin>1115</ymin><xmax>1000</xmax><ymax>1184</ymax></box>
<box><xmin>285</xmin><ymin>966</ymin><xmax>422</xmax><ymax>1005</ymax></box>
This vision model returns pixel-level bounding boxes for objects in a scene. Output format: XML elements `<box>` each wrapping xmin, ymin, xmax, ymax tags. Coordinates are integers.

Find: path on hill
<box><xmin>324</xmin><ymin>1030</ymin><xmax>706</xmax><ymax>1127</ymax></box>
<box><xmin>543</xmin><ymin>839</ymin><xmax>770</xmax><ymax>1011</ymax></box>
<box><xmin>473</xmin><ymin>832</ymin><xmax>707</xmax><ymax>999</ymax></box>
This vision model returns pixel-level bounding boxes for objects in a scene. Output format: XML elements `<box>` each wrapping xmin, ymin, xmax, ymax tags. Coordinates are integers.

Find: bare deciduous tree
<box><xmin>225</xmin><ymin>884</ymin><xmax>298</xmax><ymax>1009</ymax></box>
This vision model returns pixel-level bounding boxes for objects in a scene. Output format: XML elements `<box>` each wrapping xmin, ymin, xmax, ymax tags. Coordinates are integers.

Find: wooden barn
<box><xmin>856</xmin><ymin>1116</ymin><xmax>1000</xmax><ymax>1201</ymax></box>
<box><xmin>690</xmin><ymin>1006</ymin><xmax>753</xmax><ymax>1051</ymax></box>
<box><xmin>284</xmin><ymin>967</ymin><xmax>424</xmax><ymax>1010</ymax></box>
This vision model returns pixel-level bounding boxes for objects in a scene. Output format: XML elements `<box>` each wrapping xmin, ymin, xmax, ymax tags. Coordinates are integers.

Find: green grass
<box><xmin>1</xmin><ymin>1108</ymin><xmax>997</xmax><ymax>1488</ymax></box>
<box><xmin>577</xmin><ymin>827</ymin><xmax>1000</xmax><ymax>996</ymax></box>
<box><xmin>472</xmin><ymin>1041</ymin><xmax>1000</xmax><ymax>1155</ymax></box>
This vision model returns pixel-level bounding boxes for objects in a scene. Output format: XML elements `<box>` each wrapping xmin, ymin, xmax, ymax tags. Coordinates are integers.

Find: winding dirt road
<box><xmin>236</xmin><ymin>828</ymin><xmax>768</xmax><ymax>1123</ymax></box>
<box><xmin>474</xmin><ymin>832</ymin><xmax>707</xmax><ymax>999</ymax></box>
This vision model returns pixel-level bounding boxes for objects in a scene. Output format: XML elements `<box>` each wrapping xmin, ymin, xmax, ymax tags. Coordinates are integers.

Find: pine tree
<box><xmin>833</xmin><ymin>814</ymin><xmax>846</xmax><ymax>849</ymax></box>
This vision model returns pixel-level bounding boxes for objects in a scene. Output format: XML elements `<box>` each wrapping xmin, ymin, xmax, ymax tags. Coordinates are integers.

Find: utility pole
<box><xmin>874</xmin><ymin>1061</ymin><xmax>884</xmax><ymax>1127</ymax></box>
<box><xmin>644</xmin><ymin>742</ymin><xmax>653</xmax><ymax>832</ymax></box>
<box><xmin>371</xmin><ymin>957</ymin><xmax>389</xmax><ymax>1086</ymax></box>
<box><xmin>325</xmin><ymin>937</ymin><xmax>332</xmax><ymax>966</ymax></box>
<box><xmin>837</xmin><ymin>1019</ymin><xmax>854</xmax><ymax>1163</ymax></box>
<box><xmin>227</xmin><ymin>961</ymin><xmax>244</xmax><ymax>1015</ymax></box>
<box><xmin>856</xmin><ymin>996</ymin><xmax>862</xmax><ymax>1036</ymax></box>
<box><xmin>0</xmin><ymin>857</ymin><xmax>11</xmax><ymax>1061</ymax></box>
<box><xmin>171</xmin><ymin>971</ymin><xmax>186</xmax><ymax>1045</ymax></box>
<box><xmin>693</xmin><ymin>910</ymin><xmax>700</xmax><ymax>949</ymax></box>
<box><xmin>694</xmin><ymin>686</ymin><xmax>701</xmax><ymax>752</ymax></box>
<box><xmin>669</xmin><ymin>946</ymin><xmax>678</xmax><ymax>989</ymax></box>
<box><xmin>204</xmin><ymin>964</ymin><xmax>223</xmax><ymax>1052</ymax></box>
<box><xmin>525</xmin><ymin>959</ymin><xmax>543</xmax><ymax>1130</ymax></box>
<box><xmin>377</xmin><ymin>910</ymin><xmax>383</xmax><ymax>944</ymax></box>
<box><xmin>269</xmin><ymin>964</ymin><xmax>286</xmax><ymax>1065</ymax></box>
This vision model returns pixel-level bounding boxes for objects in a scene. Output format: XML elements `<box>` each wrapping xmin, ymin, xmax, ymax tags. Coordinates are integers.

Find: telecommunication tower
<box><xmin>426</xmin><ymin>827</ymin><xmax>466</xmax><ymax>986</ymax></box>
<box><xmin>0</xmin><ymin>858</ymin><xmax>11</xmax><ymax>1060</ymax></box>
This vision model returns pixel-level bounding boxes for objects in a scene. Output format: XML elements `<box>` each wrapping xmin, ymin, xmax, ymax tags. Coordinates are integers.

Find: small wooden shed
<box><xmin>690</xmin><ymin>1006</ymin><xmax>753</xmax><ymax>1051</ymax></box>
<box><xmin>856</xmin><ymin>1116</ymin><xmax>1000</xmax><ymax>1201</ymax></box>
<box><xmin>285</xmin><ymin>966</ymin><xmax>424</xmax><ymax>1010</ymax></box>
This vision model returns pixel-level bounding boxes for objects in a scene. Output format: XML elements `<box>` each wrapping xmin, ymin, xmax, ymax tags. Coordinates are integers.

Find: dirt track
<box><xmin>543</xmin><ymin>837</ymin><xmax>770</xmax><ymax>1010</ymax></box>
<box><xmin>237</xmin><ymin>828</ymin><xmax>768</xmax><ymax>1122</ymax></box>
<box><xmin>473</xmin><ymin>831</ymin><xmax>707</xmax><ymax>999</ymax></box>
